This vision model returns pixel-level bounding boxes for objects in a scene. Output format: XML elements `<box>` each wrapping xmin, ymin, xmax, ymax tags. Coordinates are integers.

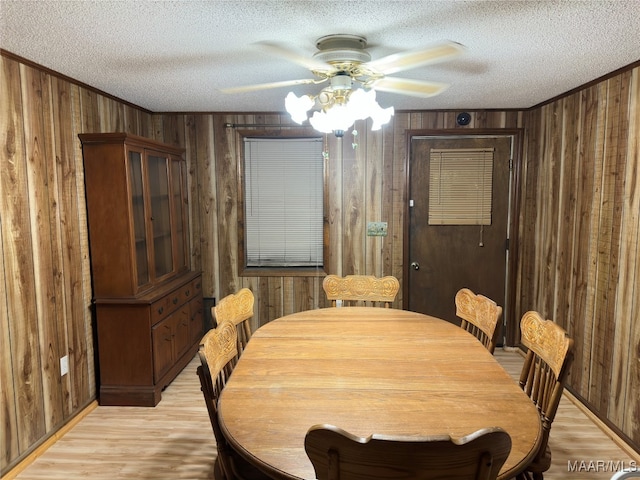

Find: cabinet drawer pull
<box><xmin>185</xmin><ymin>289</ymin><xmax>190</xmax><ymax>297</ymax></box>
<box><xmin>157</xmin><ymin>306</ymin><xmax>164</xmax><ymax>315</ymax></box>
<box><xmin>173</xmin><ymin>297</ymin><xmax>179</xmax><ymax>304</ymax></box>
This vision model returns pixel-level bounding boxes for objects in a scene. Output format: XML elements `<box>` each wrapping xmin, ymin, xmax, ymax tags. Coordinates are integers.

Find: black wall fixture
<box><xmin>456</xmin><ymin>112</ymin><xmax>471</xmax><ymax>126</ymax></box>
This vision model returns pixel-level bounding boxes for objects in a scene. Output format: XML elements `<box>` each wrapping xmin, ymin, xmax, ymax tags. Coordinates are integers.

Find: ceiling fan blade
<box><xmin>371</xmin><ymin>77</ymin><xmax>450</xmax><ymax>98</ymax></box>
<box><xmin>256</xmin><ymin>41</ymin><xmax>336</xmax><ymax>73</ymax></box>
<box><xmin>366</xmin><ymin>41</ymin><xmax>465</xmax><ymax>75</ymax></box>
<box><xmin>220</xmin><ymin>78</ymin><xmax>319</xmax><ymax>94</ymax></box>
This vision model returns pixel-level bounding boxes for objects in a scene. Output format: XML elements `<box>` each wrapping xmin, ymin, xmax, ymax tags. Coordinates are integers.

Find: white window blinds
<box><xmin>244</xmin><ymin>137</ymin><xmax>324</xmax><ymax>267</ymax></box>
<box><xmin>428</xmin><ymin>148</ymin><xmax>494</xmax><ymax>225</ymax></box>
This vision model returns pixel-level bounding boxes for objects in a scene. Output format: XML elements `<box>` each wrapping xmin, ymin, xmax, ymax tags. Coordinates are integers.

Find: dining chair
<box><xmin>455</xmin><ymin>288</ymin><xmax>503</xmax><ymax>354</ymax></box>
<box><xmin>322</xmin><ymin>274</ymin><xmax>400</xmax><ymax>308</ymax></box>
<box><xmin>213</xmin><ymin>287</ymin><xmax>255</xmax><ymax>356</ymax></box>
<box><xmin>197</xmin><ymin>319</ymin><xmax>270</xmax><ymax>480</ymax></box>
<box><xmin>516</xmin><ymin>311</ymin><xmax>574</xmax><ymax>480</ymax></box>
<box><xmin>304</xmin><ymin>424</ymin><xmax>512</xmax><ymax>480</ymax></box>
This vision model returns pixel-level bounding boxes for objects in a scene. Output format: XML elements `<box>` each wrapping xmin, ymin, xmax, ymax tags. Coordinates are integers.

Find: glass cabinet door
<box><xmin>147</xmin><ymin>153</ymin><xmax>174</xmax><ymax>279</ymax></box>
<box><xmin>128</xmin><ymin>149</ymin><xmax>150</xmax><ymax>288</ymax></box>
<box><xmin>171</xmin><ymin>158</ymin><xmax>188</xmax><ymax>271</ymax></box>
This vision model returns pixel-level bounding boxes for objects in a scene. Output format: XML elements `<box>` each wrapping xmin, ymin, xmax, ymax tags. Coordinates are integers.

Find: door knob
<box><xmin>411</xmin><ymin>262</ymin><xmax>420</xmax><ymax>271</ymax></box>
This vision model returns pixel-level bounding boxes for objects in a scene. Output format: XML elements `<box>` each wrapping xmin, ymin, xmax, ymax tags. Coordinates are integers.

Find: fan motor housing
<box><xmin>313</xmin><ymin>34</ymin><xmax>371</xmax><ymax>65</ymax></box>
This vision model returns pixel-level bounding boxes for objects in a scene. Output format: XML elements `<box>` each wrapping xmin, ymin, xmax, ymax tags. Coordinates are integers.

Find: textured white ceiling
<box><xmin>1</xmin><ymin>0</ymin><xmax>639</xmax><ymax>113</ymax></box>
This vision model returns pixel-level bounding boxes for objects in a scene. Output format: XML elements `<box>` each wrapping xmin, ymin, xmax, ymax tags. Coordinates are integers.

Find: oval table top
<box><xmin>218</xmin><ymin>307</ymin><xmax>541</xmax><ymax>479</ymax></box>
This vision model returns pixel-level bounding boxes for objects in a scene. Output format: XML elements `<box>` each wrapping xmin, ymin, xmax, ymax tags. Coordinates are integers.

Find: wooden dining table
<box><xmin>218</xmin><ymin>307</ymin><xmax>542</xmax><ymax>479</ymax></box>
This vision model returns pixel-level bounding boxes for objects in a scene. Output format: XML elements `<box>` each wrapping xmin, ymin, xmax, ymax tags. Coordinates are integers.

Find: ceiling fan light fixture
<box><xmin>371</xmin><ymin>104</ymin><xmax>395</xmax><ymax>131</ymax></box>
<box><xmin>285</xmin><ymin>86</ymin><xmax>394</xmax><ymax>135</ymax></box>
<box><xmin>285</xmin><ymin>92</ymin><xmax>314</xmax><ymax>124</ymax></box>
<box><xmin>309</xmin><ymin>104</ymin><xmax>353</xmax><ymax>134</ymax></box>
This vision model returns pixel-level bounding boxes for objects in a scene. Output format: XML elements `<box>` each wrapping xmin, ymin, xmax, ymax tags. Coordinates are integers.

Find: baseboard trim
<box><xmin>562</xmin><ymin>389</ymin><xmax>640</xmax><ymax>462</ymax></box>
<box><xmin>1</xmin><ymin>400</ymin><xmax>99</xmax><ymax>480</ymax></box>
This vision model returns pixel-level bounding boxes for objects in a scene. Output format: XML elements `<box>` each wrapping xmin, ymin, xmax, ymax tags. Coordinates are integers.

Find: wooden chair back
<box><xmin>197</xmin><ymin>320</ymin><xmax>270</xmax><ymax>480</ymax></box>
<box><xmin>322</xmin><ymin>275</ymin><xmax>400</xmax><ymax>308</ymax></box>
<box><xmin>197</xmin><ymin>320</ymin><xmax>238</xmax><ymax>479</ymax></box>
<box><xmin>213</xmin><ymin>288</ymin><xmax>254</xmax><ymax>355</ymax></box>
<box><xmin>305</xmin><ymin>424</ymin><xmax>511</xmax><ymax>480</ymax></box>
<box><xmin>455</xmin><ymin>288</ymin><xmax>503</xmax><ymax>354</ymax></box>
<box><xmin>518</xmin><ymin>311</ymin><xmax>574</xmax><ymax>478</ymax></box>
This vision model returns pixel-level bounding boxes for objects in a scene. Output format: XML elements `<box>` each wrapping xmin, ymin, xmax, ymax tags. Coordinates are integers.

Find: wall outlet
<box><xmin>367</xmin><ymin>221</ymin><xmax>388</xmax><ymax>236</ymax></box>
<box><xmin>60</xmin><ymin>355</ymin><xmax>69</xmax><ymax>377</ymax></box>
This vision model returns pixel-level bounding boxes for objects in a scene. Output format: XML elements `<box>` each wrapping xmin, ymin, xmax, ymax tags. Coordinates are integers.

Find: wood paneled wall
<box><xmin>516</xmin><ymin>66</ymin><xmax>640</xmax><ymax>446</ymax></box>
<box><xmin>1</xmin><ymin>50</ymin><xmax>638</xmax><ymax>473</ymax></box>
<box><xmin>0</xmin><ymin>54</ymin><xmax>161</xmax><ymax>473</ymax></box>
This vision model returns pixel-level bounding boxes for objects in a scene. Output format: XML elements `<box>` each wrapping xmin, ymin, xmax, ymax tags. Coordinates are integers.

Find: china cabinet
<box><xmin>80</xmin><ymin>133</ymin><xmax>203</xmax><ymax>406</ymax></box>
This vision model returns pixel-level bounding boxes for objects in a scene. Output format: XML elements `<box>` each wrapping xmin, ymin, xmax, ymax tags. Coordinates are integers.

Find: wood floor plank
<box><xmin>10</xmin><ymin>350</ymin><xmax>638</xmax><ymax>480</ymax></box>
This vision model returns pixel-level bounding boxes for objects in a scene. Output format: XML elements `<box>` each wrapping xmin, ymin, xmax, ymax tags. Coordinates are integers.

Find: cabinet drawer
<box><xmin>151</xmin><ymin>296</ymin><xmax>172</xmax><ymax>324</ymax></box>
<box><xmin>184</xmin><ymin>278</ymin><xmax>202</xmax><ymax>302</ymax></box>
<box><xmin>150</xmin><ymin>279</ymin><xmax>200</xmax><ymax>325</ymax></box>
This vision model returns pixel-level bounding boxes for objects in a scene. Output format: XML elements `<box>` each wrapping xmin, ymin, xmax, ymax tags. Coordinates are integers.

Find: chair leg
<box><xmin>213</xmin><ymin>457</ymin><xmax>226</xmax><ymax>480</ymax></box>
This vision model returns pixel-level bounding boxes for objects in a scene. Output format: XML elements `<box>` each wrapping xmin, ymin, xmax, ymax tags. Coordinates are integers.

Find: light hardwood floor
<box><xmin>7</xmin><ymin>350</ymin><xmax>639</xmax><ymax>480</ymax></box>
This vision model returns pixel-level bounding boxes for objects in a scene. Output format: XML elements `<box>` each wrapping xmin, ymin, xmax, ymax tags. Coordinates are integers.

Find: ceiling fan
<box><xmin>222</xmin><ymin>34</ymin><xmax>465</xmax><ymax>97</ymax></box>
<box><xmin>221</xmin><ymin>34</ymin><xmax>465</xmax><ymax>134</ymax></box>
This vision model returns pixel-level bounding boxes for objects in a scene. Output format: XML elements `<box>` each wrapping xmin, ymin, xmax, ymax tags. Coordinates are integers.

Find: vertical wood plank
<box><xmin>391</xmin><ymin>112</ymin><xmax>409</xmax><ymax>299</ymax></box>
<box><xmin>326</xmin><ymin>132</ymin><xmax>342</xmax><ymax>275</ymax></box>
<box><xmin>38</xmin><ymin>69</ymin><xmax>67</xmax><ymax>429</ymax></box>
<box><xmin>582</xmin><ymin>81</ymin><xmax>608</xmax><ymax>397</ymax></box>
<box><xmin>0</xmin><ymin>53</ymin><xmax>22</xmax><ymax>470</ymax></box>
<box><xmin>342</xmin><ymin>122</ymin><xmax>364</xmax><ymax>275</ymax></box>
<box><xmin>51</xmin><ymin>75</ymin><xmax>92</xmax><ymax>413</ymax></box>
<box><xmin>515</xmin><ymin>109</ymin><xmax>540</xmax><ymax>318</ymax></box>
<box><xmin>591</xmin><ymin>75</ymin><xmax>626</xmax><ymax>412</ymax></box>
<box><xmin>363</xmin><ymin>121</ymin><xmax>383</xmax><ymax>276</ymax></box>
<box><xmin>381</xmin><ymin>117</ymin><xmax>395</xmax><ymax>280</ymax></box>
<box><xmin>69</xmin><ymin>82</ymin><xmax>96</xmax><ymax>399</ymax></box>
<box><xmin>553</xmin><ymin>94</ymin><xmax>578</xmax><ymax>334</ymax></box>
<box><xmin>194</xmin><ymin>114</ymin><xmax>218</xmax><ymax>300</ymax></box>
<box><xmin>183</xmin><ymin>114</ymin><xmax>201</xmax><ymax>272</ymax></box>
<box><xmin>78</xmin><ymin>88</ymin><xmax>99</xmax><ymax>133</ymax></box>
<box><xmin>215</xmin><ymin>113</ymin><xmax>241</xmax><ymax>295</ymax></box>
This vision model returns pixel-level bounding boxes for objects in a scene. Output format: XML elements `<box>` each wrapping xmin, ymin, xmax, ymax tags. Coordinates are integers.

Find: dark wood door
<box><xmin>407</xmin><ymin>135</ymin><xmax>512</xmax><ymax>342</ymax></box>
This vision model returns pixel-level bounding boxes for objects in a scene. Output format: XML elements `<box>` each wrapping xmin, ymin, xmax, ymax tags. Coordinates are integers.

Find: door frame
<box><xmin>403</xmin><ymin>128</ymin><xmax>524</xmax><ymax>346</ymax></box>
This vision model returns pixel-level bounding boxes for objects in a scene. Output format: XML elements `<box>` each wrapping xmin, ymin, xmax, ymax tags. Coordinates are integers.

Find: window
<box><xmin>428</xmin><ymin>148</ymin><xmax>494</xmax><ymax>225</ymax></box>
<box><xmin>241</xmin><ymin>136</ymin><xmax>325</xmax><ymax>273</ymax></box>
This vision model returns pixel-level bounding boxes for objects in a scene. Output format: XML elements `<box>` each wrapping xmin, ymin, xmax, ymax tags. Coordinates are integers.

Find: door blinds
<box><xmin>428</xmin><ymin>148</ymin><xmax>494</xmax><ymax>225</ymax></box>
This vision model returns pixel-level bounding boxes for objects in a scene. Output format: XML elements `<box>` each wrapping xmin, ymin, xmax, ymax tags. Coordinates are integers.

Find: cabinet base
<box><xmin>98</xmin><ymin>343</ymin><xmax>199</xmax><ymax>407</ymax></box>
<box><xmin>99</xmin><ymin>385</ymin><xmax>161</xmax><ymax>407</ymax></box>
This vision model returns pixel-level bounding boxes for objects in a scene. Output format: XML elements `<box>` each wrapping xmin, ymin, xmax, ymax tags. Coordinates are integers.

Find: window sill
<box><xmin>240</xmin><ymin>266</ymin><xmax>327</xmax><ymax>277</ymax></box>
